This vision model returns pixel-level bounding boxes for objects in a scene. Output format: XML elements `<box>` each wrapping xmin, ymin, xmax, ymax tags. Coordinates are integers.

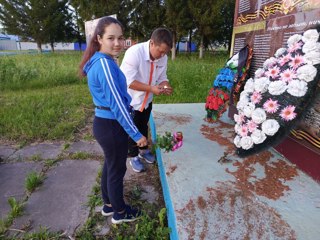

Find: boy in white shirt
<box><xmin>120</xmin><ymin>28</ymin><xmax>173</xmax><ymax>172</ymax></box>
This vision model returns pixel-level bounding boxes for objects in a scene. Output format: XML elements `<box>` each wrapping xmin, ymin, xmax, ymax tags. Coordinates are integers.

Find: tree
<box><xmin>127</xmin><ymin>0</ymin><xmax>165</xmax><ymax>41</ymax></box>
<box><xmin>187</xmin><ymin>0</ymin><xmax>235</xmax><ymax>58</ymax></box>
<box><xmin>0</xmin><ymin>0</ymin><xmax>72</xmax><ymax>52</ymax></box>
<box><xmin>165</xmin><ymin>0</ymin><xmax>193</xmax><ymax>60</ymax></box>
<box><xmin>69</xmin><ymin>0</ymin><xmax>134</xmax><ymax>43</ymax></box>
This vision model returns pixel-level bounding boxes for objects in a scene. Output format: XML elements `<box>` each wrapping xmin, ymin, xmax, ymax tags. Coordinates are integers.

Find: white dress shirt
<box><xmin>120</xmin><ymin>40</ymin><xmax>168</xmax><ymax>110</ymax></box>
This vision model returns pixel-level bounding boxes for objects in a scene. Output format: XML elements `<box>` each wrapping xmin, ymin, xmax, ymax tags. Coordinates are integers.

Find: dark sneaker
<box><xmin>101</xmin><ymin>204</ymin><xmax>113</xmax><ymax>216</ymax></box>
<box><xmin>130</xmin><ymin>157</ymin><xmax>145</xmax><ymax>172</ymax></box>
<box><xmin>138</xmin><ymin>149</ymin><xmax>156</xmax><ymax>164</ymax></box>
<box><xmin>111</xmin><ymin>205</ymin><xmax>142</xmax><ymax>224</ymax></box>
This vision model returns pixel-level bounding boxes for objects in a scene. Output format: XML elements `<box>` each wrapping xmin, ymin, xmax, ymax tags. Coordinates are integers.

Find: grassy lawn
<box><xmin>0</xmin><ymin>51</ymin><xmax>227</xmax><ymax>143</ymax></box>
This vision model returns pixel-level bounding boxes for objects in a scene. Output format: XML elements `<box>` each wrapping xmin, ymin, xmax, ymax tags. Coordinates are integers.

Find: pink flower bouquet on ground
<box><xmin>234</xmin><ymin>28</ymin><xmax>320</xmax><ymax>157</ymax></box>
<box><xmin>155</xmin><ymin>131</ymin><xmax>183</xmax><ymax>152</ymax></box>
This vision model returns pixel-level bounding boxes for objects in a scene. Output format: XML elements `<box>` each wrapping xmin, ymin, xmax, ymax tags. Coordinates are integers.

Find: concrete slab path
<box><xmin>151</xmin><ymin>103</ymin><xmax>320</xmax><ymax>240</ymax></box>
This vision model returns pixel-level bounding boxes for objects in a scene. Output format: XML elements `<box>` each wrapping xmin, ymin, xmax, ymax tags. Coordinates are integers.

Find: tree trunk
<box><xmin>37</xmin><ymin>42</ymin><xmax>42</xmax><ymax>53</ymax></box>
<box><xmin>188</xmin><ymin>29</ymin><xmax>192</xmax><ymax>54</ymax></box>
<box><xmin>199</xmin><ymin>35</ymin><xmax>204</xmax><ymax>59</ymax></box>
<box><xmin>171</xmin><ymin>31</ymin><xmax>176</xmax><ymax>61</ymax></box>
<box><xmin>50</xmin><ymin>42</ymin><xmax>55</xmax><ymax>52</ymax></box>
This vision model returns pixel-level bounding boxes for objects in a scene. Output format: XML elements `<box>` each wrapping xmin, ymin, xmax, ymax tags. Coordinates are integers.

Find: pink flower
<box><xmin>234</xmin><ymin>113</ymin><xmax>245</xmax><ymax>124</ymax></box>
<box><xmin>279</xmin><ymin>54</ymin><xmax>292</xmax><ymax>66</ymax></box>
<box><xmin>287</xmin><ymin>42</ymin><xmax>302</xmax><ymax>53</ymax></box>
<box><xmin>289</xmin><ymin>54</ymin><xmax>305</xmax><ymax>69</ymax></box>
<box><xmin>266</xmin><ymin>66</ymin><xmax>280</xmax><ymax>79</ymax></box>
<box><xmin>263</xmin><ymin>98</ymin><xmax>279</xmax><ymax>113</ymax></box>
<box><xmin>280</xmin><ymin>68</ymin><xmax>296</xmax><ymax>83</ymax></box>
<box><xmin>239</xmin><ymin>125</ymin><xmax>249</xmax><ymax>137</ymax></box>
<box><xmin>247</xmin><ymin>120</ymin><xmax>258</xmax><ymax>133</ymax></box>
<box><xmin>250</xmin><ymin>91</ymin><xmax>262</xmax><ymax>104</ymax></box>
<box><xmin>280</xmin><ymin>105</ymin><xmax>297</xmax><ymax>121</ymax></box>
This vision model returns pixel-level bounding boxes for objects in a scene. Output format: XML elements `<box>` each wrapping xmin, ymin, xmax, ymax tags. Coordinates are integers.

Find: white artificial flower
<box><xmin>251</xmin><ymin>129</ymin><xmax>267</xmax><ymax>144</ymax></box>
<box><xmin>240</xmin><ymin>136</ymin><xmax>254</xmax><ymax>150</ymax></box>
<box><xmin>227</xmin><ymin>53</ymin><xmax>239</xmax><ymax>67</ymax></box>
<box><xmin>287</xmin><ymin>34</ymin><xmax>302</xmax><ymax>47</ymax></box>
<box><xmin>251</xmin><ymin>108</ymin><xmax>267</xmax><ymax>124</ymax></box>
<box><xmin>297</xmin><ymin>64</ymin><xmax>317</xmax><ymax>82</ymax></box>
<box><xmin>243</xmin><ymin>102</ymin><xmax>256</xmax><ymax>118</ymax></box>
<box><xmin>239</xmin><ymin>91</ymin><xmax>249</xmax><ymax>102</ymax></box>
<box><xmin>244</xmin><ymin>78</ymin><xmax>255</xmax><ymax>92</ymax></box>
<box><xmin>274</xmin><ymin>48</ymin><xmax>286</xmax><ymax>58</ymax></box>
<box><xmin>262</xmin><ymin>119</ymin><xmax>280</xmax><ymax>136</ymax></box>
<box><xmin>237</xmin><ymin>99</ymin><xmax>249</xmax><ymax>111</ymax></box>
<box><xmin>234</xmin><ymin>135</ymin><xmax>241</xmax><ymax>148</ymax></box>
<box><xmin>302</xmin><ymin>41</ymin><xmax>320</xmax><ymax>54</ymax></box>
<box><xmin>263</xmin><ymin>57</ymin><xmax>277</xmax><ymax>69</ymax></box>
<box><xmin>268</xmin><ymin>80</ymin><xmax>287</xmax><ymax>95</ymax></box>
<box><xmin>255</xmin><ymin>68</ymin><xmax>265</xmax><ymax>78</ymax></box>
<box><xmin>302</xmin><ymin>29</ymin><xmax>319</xmax><ymax>43</ymax></box>
<box><xmin>234</xmin><ymin>124</ymin><xmax>241</xmax><ymax>134</ymax></box>
<box><xmin>254</xmin><ymin>77</ymin><xmax>270</xmax><ymax>93</ymax></box>
<box><xmin>287</xmin><ymin>80</ymin><xmax>308</xmax><ymax>97</ymax></box>
<box><xmin>304</xmin><ymin>51</ymin><xmax>320</xmax><ymax>65</ymax></box>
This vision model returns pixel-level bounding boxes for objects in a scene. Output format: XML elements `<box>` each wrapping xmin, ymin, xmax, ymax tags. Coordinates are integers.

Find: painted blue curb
<box><xmin>149</xmin><ymin>113</ymin><xmax>179</xmax><ymax>240</ymax></box>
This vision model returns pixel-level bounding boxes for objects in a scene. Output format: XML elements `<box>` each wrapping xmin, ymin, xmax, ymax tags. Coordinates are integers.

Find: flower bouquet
<box><xmin>205</xmin><ymin>88</ymin><xmax>230</xmax><ymax>121</ymax></box>
<box><xmin>205</xmin><ymin>45</ymin><xmax>253</xmax><ymax>122</ymax></box>
<box><xmin>234</xmin><ymin>28</ymin><xmax>320</xmax><ymax>157</ymax></box>
<box><xmin>155</xmin><ymin>131</ymin><xmax>183</xmax><ymax>152</ymax></box>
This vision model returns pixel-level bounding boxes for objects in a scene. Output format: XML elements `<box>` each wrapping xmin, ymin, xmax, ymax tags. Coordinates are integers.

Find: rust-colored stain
<box><xmin>166</xmin><ymin>165</ymin><xmax>177</xmax><ymax>176</ymax></box>
<box><xmin>197</xmin><ymin>196</ymin><xmax>207</xmax><ymax>210</ymax></box>
<box><xmin>200</xmin><ymin>123</ymin><xmax>298</xmax><ymax>200</ymax></box>
<box><xmin>227</xmin><ymin>151</ymin><xmax>298</xmax><ymax>200</ymax></box>
<box><xmin>153</xmin><ymin>111</ymin><xmax>192</xmax><ymax>125</ymax></box>
<box><xmin>200</xmin><ymin>122</ymin><xmax>236</xmax><ymax>155</ymax></box>
<box><xmin>176</xmin><ymin>183</ymin><xmax>296</xmax><ymax>239</ymax></box>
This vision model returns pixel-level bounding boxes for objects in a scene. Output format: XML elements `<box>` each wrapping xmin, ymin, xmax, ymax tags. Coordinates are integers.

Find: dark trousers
<box><xmin>93</xmin><ymin>116</ymin><xmax>127</xmax><ymax>212</ymax></box>
<box><xmin>128</xmin><ymin>102</ymin><xmax>152</xmax><ymax>157</ymax></box>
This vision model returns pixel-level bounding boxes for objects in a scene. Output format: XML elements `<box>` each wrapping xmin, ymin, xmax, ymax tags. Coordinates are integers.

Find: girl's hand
<box><xmin>136</xmin><ymin>136</ymin><xmax>147</xmax><ymax>147</ymax></box>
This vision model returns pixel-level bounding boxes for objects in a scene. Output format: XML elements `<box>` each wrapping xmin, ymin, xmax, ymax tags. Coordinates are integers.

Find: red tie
<box><xmin>140</xmin><ymin>62</ymin><xmax>154</xmax><ymax>112</ymax></box>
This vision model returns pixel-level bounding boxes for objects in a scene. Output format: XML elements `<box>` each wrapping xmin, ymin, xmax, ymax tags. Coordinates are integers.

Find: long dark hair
<box><xmin>79</xmin><ymin>17</ymin><xmax>124</xmax><ymax>77</ymax></box>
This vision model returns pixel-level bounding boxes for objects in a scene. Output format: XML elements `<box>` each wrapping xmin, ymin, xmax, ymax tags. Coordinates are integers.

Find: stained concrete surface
<box><xmin>152</xmin><ymin>103</ymin><xmax>320</xmax><ymax>240</ymax></box>
<box><xmin>66</xmin><ymin>141</ymin><xmax>103</xmax><ymax>156</ymax></box>
<box><xmin>0</xmin><ymin>162</ymin><xmax>43</xmax><ymax>219</ymax></box>
<box><xmin>11</xmin><ymin>160</ymin><xmax>100</xmax><ymax>236</ymax></box>
<box><xmin>8</xmin><ymin>143</ymin><xmax>62</xmax><ymax>161</ymax></box>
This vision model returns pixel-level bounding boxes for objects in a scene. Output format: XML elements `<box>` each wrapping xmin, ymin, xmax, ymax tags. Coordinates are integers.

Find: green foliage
<box><xmin>69</xmin><ymin>151</ymin><xmax>93</xmax><ymax>160</ymax></box>
<box><xmin>25</xmin><ymin>171</ymin><xmax>44</xmax><ymax>192</ymax></box>
<box><xmin>23</xmin><ymin>226</ymin><xmax>61</xmax><ymax>240</ymax></box>
<box><xmin>0</xmin><ymin>197</ymin><xmax>24</xmax><ymax>235</ymax></box>
<box><xmin>0</xmin><ymin>0</ymin><xmax>73</xmax><ymax>51</ymax></box>
<box><xmin>0</xmin><ymin>53</ymin><xmax>82</xmax><ymax>91</ymax></box>
<box><xmin>156</xmin><ymin>132</ymin><xmax>175</xmax><ymax>152</ymax></box>
<box><xmin>8</xmin><ymin>197</ymin><xmax>24</xmax><ymax>219</ymax></box>
<box><xmin>108</xmin><ymin>209</ymin><xmax>170</xmax><ymax>240</ymax></box>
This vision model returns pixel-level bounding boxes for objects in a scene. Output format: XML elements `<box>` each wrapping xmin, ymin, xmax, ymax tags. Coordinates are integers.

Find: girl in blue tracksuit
<box><xmin>79</xmin><ymin>17</ymin><xmax>147</xmax><ymax>224</ymax></box>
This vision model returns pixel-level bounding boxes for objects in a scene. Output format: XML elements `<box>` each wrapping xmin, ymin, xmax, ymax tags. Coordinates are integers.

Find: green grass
<box><xmin>0</xmin><ymin>84</ymin><xmax>92</xmax><ymax>142</ymax></box>
<box><xmin>25</xmin><ymin>171</ymin><xmax>44</xmax><ymax>192</ymax></box>
<box><xmin>0</xmin><ymin>197</ymin><xmax>24</xmax><ymax>236</ymax></box>
<box><xmin>0</xmin><ymin>52</ymin><xmax>82</xmax><ymax>91</ymax></box>
<box><xmin>154</xmin><ymin>52</ymin><xmax>227</xmax><ymax>103</ymax></box>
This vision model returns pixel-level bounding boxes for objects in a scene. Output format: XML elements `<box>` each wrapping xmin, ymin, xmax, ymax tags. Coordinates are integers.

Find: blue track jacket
<box><xmin>83</xmin><ymin>52</ymin><xmax>142</xmax><ymax>142</ymax></box>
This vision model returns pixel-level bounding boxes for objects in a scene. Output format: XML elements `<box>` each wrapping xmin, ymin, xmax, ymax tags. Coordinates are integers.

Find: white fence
<box><xmin>18</xmin><ymin>42</ymin><xmax>74</xmax><ymax>51</ymax></box>
<box><xmin>0</xmin><ymin>41</ymin><xmax>76</xmax><ymax>51</ymax></box>
<box><xmin>0</xmin><ymin>39</ymin><xmax>17</xmax><ymax>50</ymax></box>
